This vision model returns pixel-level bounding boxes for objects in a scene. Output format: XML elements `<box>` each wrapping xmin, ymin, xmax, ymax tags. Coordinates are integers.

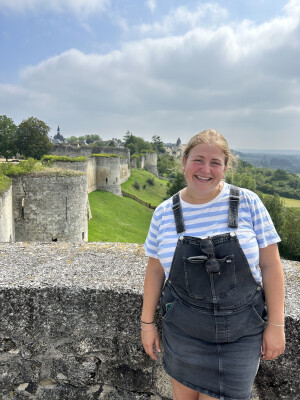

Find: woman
<box><xmin>141</xmin><ymin>129</ymin><xmax>285</xmax><ymax>400</ymax></box>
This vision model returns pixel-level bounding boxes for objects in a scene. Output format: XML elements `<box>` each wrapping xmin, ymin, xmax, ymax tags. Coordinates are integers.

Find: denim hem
<box><xmin>163</xmin><ymin>361</ymin><xmax>253</xmax><ymax>400</ymax></box>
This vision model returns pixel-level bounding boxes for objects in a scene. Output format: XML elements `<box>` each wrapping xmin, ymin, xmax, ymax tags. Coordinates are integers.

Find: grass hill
<box><xmin>121</xmin><ymin>169</ymin><xmax>168</xmax><ymax>206</ymax></box>
<box><xmin>88</xmin><ymin>191</ymin><xmax>153</xmax><ymax>243</ymax></box>
<box><xmin>88</xmin><ymin>170</ymin><xmax>169</xmax><ymax>243</ymax></box>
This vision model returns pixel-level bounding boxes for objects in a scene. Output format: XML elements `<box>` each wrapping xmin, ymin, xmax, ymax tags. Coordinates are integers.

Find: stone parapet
<box><xmin>0</xmin><ymin>185</ymin><xmax>14</xmax><ymax>242</ymax></box>
<box><xmin>0</xmin><ymin>243</ymin><xmax>298</xmax><ymax>399</ymax></box>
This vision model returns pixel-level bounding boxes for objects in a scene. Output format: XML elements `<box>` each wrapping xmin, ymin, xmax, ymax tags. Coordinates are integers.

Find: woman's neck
<box><xmin>181</xmin><ymin>182</ymin><xmax>224</xmax><ymax>204</ymax></box>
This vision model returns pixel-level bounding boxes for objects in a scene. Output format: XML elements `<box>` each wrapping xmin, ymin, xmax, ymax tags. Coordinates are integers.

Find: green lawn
<box><xmin>280</xmin><ymin>196</ymin><xmax>300</xmax><ymax>208</ymax></box>
<box><xmin>88</xmin><ymin>190</ymin><xmax>154</xmax><ymax>243</ymax></box>
<box><xmin>121</xmin><ymin>169</ymin><xmax>168</xmax><ymax>206</ymax></box>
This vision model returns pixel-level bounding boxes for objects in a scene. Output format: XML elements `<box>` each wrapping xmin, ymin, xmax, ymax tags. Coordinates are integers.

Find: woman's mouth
<box><xmin>195</xmin><ymin>175</ymin><xmax>212</xmax><ymax>181</ymax></box>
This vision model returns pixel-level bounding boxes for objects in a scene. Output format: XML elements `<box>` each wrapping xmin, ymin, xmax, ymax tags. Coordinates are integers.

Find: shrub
<box><xmin>91</xmin><ymin>153</ymin><xmax>118</xmax><ymax>158</ymax></box>
<box><xmin>42</xmin><ymin>155</ymin><xmax>88</xmax><ymax>163</ymax></box>
<box><xmin>146</xmin><ymin>178</ymin><xmax>155</xmax><ymax>186</ymax></box>
<box><xmin>133</xmin><ymin>181</ymin><xmax>140</xmax><ymax>190</ymax></box>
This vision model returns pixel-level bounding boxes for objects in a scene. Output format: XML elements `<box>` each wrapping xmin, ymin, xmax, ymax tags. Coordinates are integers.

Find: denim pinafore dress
<box><xmin>161</xmin><ymin>186</ymin><xmax>267</xmax><ymax>400</ymax></box>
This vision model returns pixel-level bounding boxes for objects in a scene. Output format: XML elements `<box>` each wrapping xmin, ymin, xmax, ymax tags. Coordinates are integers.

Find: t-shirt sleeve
<box><xmin>246</xmin><ymin>191</ymin><xmax>281</xmax><ymax>248</ymax></box>
<box><xmin>144</xmin><ymin>205</ymin><xmax>163</xmax><ymax>258</ymax></box>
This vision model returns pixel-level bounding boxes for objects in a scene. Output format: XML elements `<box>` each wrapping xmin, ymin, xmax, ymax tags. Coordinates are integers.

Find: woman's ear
<box><xmin>222</xmin><ymin>165</ymin><xmax>228</xmax><ymax>179</ymax></box>
<box><xmin>182</xmin><ymin>156</ymin><xmax>186</xmax><ymax>172</ymax></box>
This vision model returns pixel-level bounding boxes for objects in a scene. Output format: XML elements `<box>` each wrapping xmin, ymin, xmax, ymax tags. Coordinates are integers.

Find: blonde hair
<box><xmin>183</xmin><ymin>129</ymin><xmax>234</xmax><ymax>167</ymax></box>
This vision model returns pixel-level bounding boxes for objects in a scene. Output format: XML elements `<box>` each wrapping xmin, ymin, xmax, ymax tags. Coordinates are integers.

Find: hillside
<box><xmin>121</xmin><ymin>169</ymin><xmax>169</xmax><ymax>206</ymax></box>
<box><xmin>88</xmin><ymin>191</ymin><xmax>154</xmax><ymax>244</ymax></box>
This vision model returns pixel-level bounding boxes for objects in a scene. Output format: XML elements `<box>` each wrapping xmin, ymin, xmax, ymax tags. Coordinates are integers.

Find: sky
<box><xmin>0</xmin><ymin>0</ymin><xmax>299</xmax><ymax>150</ymax></box>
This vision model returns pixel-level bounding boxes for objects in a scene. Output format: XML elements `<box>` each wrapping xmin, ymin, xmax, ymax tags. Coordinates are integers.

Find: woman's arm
<box><xmin>141</xmin><ymin>256</ymin><xmax>166</xmax><ymax>360</ymax></box>
<box><xmin>259</xmin><ymin>243</ymin><xmax>285</xmax><ymax>360</ymax></box>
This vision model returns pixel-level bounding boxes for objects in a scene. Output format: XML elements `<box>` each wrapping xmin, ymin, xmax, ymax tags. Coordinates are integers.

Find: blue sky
<box><xmin>0</xmin><ymin>0</ymin><xmax>299</xmax><ymax>149</ymax></box>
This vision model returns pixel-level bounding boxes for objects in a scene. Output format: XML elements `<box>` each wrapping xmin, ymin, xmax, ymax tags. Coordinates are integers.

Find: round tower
<box><xmin>143</xmin><ymin>152</ymin><xmax>158</xmax><ymax>177</ymax></box>
<box><xmin>12</xmin><ymin>171</ymin><xmax>88</xmax><ymax>242</ymax></box>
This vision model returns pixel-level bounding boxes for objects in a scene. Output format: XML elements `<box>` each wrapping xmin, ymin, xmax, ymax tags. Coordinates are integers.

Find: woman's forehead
<box><xmin>188</xmin><ymin>143</ymin><xmax>225</xmax><ymax>159</ymax></box>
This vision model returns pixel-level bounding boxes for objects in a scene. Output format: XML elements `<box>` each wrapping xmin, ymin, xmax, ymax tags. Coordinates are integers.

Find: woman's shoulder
<box><xmin>229</xmin><ymin>184</ymin><xmax>261</xmax><ymax>204</ymax></box>
<box><xmin>153</xmin><ymin>195</ymin><xmax>174</xmax><ymax>217</ymax></box>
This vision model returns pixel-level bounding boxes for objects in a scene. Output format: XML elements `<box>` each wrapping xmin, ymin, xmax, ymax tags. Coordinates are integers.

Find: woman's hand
<box><xmin>261</xmin><ymin>324</ymin><xmax>285</xmax><ymax>360</ymax></box>
<box><xmin>141</xmin><ymin>325</ymin><xmax>161</xmax><ymax>360</ymax></box>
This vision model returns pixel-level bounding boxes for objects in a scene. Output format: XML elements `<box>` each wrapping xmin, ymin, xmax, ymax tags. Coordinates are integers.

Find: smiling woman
<box><xmin>141</xmin><ymin>129</ymin><xmax>285</xmax><ymax>400</ymax></box>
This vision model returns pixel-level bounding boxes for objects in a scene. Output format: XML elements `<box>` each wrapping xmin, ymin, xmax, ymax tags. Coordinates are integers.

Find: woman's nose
<box><xmin>200</xmin><ymin>162</ymin><xmax>210</xmax><ymax>173</ymax></box>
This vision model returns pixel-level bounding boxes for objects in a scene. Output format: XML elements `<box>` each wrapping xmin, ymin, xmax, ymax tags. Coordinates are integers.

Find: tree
<box><xmin>66</xmin><ymin>136</ymin><xmax>78</xmax><ymax>144</ymax></box>
<box><xmin>16</xmin><ymin>117</ymin><xmax>52</xmax><ymax>159</ymax></box>
<box><xmin>280</xmin><ymin>208</ymin><xmax>300</xmax><ymax>260</ymax></box>
<box><xmin>151</xmin><ymin>135</ymin><xmax>166</xmax><ymax>154</ymax></box>
<box><xmin>123</xmin><ymin>131</ymin><xmax>152</xmax><ymax>154</ymax></box>
<box><xmin>166</xmin><ymin>172</ymin><xmax>186</xmax><ymax>197</ymax></box>
<box><xmin>260</xmin><ymin>193</ymin><xmax>284</xmax><ymax>236</ymax></box>
<box><xmin>85</xmin><ymin>134</ymin><xmax>101</xmax><ymax>144</ymax></box>
<box><xmin>0</xmin><ymin>115</ymin><xmax>17</xmax><ymax>160</ymax></box>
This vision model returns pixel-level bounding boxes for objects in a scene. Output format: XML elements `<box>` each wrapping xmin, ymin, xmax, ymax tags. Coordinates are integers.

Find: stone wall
<box><xmin>12</xmin><ymin>173</ymin><xmax>88</xmax><ymax>242</ymax></box>
<box><xmin>0</xmin><ymin>185</ymin><xmax>14</xmax><ymax>242</ymax></box>
<box><xmin>94</xmin><ymin>156</ymin><xmax>122</xmax><ymax>196</ymax></box>
<box><xmin>143</xmin><ymin>153</ymin><xmax>158</xmax><ymax>177</ymax></box>
<box><xmin>0</xmin><ymin>242</ymin><xmax>299</xmax><ymax>400</ymax></box>
<box><xmin>120</xmin><ymin>157</ymin><xmax>130</xmax><ymax>184</ymax></box>
<box><xmin>87</xmin><ymin>157</ymin><xmax>98</xmax><ymax>193</ymax></box>
<box><xmin>51</xmin><ymin>145</ymin><xmax>130</xmax><ymax>166</ymax></box>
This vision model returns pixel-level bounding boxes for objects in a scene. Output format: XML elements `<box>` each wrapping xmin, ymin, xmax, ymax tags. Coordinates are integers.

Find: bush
<box><xmin>146</xmin><ymin>178</ymin><xmax>154</xmax><ymax>186</ymax></box>
<box><xmin>0</xmin><ymin>173</ymin><xmax>12</xmax><ymax>194</ymax></box>
<box><xmin>42</xmin><ymin>155</ymin><xmax>88</xmax><ymax>163</ymax></box>
<box><xmin>133</xmin><ymin>181</ymin><xmax>140</xmax><ymax>190</ymax></box>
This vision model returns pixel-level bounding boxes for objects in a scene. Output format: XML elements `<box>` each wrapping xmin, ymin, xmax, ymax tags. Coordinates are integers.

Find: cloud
<box><xmin>0</xmin><ymin>0</ymin><xmax>110</xmax><ymax>17</ymax></box>
<box><xmin>1</xmin><ymin>0</ymin><xmax>300</xmax><ymax>148</ymax></box>
<box><xmin>145</xmin><ymin>0</ymin><xmax>157</xmax><ymax>13</ymax></box>
<box><xmin>138</xmin><ymin>3</ymin><xmax>228</xmax><ymax>36</ymax></box>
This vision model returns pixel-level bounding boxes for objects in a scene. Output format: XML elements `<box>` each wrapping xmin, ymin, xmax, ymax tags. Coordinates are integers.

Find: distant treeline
<box><xmin>226</xmin><ymin>160</ymin><xmax>300</xmax><ymax>200</ymax></box>
<box><xmin>235</xmin><ymin>150</ymin><xmax>300</xmax><ymax>174</ymax></box>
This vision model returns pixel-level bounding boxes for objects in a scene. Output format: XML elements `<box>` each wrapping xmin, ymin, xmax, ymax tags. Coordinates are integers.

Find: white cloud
<box><xmin>139</xmin><ymin>3</ymin><xmax>228</xmax><ymax>36</ymax></box>
<box><xmin>0</xmin><ymin>0</ymin><xmax>110</xmax><ymax>17</ymax></box>
<box><xmin>1</xmin><ymin>0</ymin><xmax>300</xmax><ymax>148</ymax></box>
<box><xmin>145</xmin><ymin>0</ymin><xmax>157</xmax><ymax>13</ymax></box>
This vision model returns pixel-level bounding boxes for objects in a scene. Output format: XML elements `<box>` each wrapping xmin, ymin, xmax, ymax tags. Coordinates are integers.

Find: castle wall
<box><xmin>51</xmin><ymin>145</ymin><xmax>130</xmax><ymax>165</ymax></box>
<box><xmin>120</xmin><ymin>157</ymin><xmax>130</xmax><ymax>184</ymax></box>
<box><xmin>95</xmin><ymin>156</ymin><xmax>122</xmax><ymax>196</ymax></box>
<box><xmin>130</xmin><ymin>157</ymin><xmax>138</xmax><ymax>169</ymax></box>
<box><xmin>87</xmin><ymin>157</ymin><xmax>97</xmax><ymax>193</ymax></box>
<box><xmin>50</xmin><ymin>144</ymin><xmax>131</xmax><ymax>191</ymax></box>
<box><xmin>0</xmin><ymin>242</ymin><xmax>298</xmax><ymax>400</ymax></box>
<box><xmin>52</xmin><ymin>160</ymin><xmax>88</xmax><ymax>174</ymax></box>
<box><xmin>51</xmin><ymin>144</ymin><xmax>93</xmax><ymax>158</ymax></box>
<box><xmin>144</xmin><ymin>153</ymin><xmax>158</xmax><ymax>177</ymax></box>
<box><xmin>0</xmin><ymin>185</ymin><xmax>14</xmax><ymax>242</ymax></box>
<box><xmin>12</xmin><ymin>173</ymin><xmax>88</xmax><ymax>242</ymax></box>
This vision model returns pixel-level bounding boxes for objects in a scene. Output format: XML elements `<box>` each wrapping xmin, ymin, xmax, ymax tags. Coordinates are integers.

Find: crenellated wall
<box><xmin>0</xmin><ymin>242</ymin><xmax>298</xmax><ymax>400</ymax></box>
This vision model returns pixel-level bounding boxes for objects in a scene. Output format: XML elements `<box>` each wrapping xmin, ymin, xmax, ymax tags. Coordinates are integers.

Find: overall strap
<box><xmin>228</xmin><ymin>185</ymin><xmax>240</xmax><ymax>229</ymax></box>
<box><xmin>172</xmin><ymin>192</ymin><xmax>186</xmax><ymax>234</ymax></box>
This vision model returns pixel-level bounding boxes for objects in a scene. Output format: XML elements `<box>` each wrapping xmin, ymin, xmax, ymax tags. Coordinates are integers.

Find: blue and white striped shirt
<box><xmin>144</xmin><ymin>183</ymin><xmax>280</xmax><ymax>284</ymax></box>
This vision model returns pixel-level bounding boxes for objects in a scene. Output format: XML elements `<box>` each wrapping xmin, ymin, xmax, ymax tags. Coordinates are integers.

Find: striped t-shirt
<box><xmin>144</xmin><ymin>182</ymin><xmax>280</xmax><ymax>284</ymax></box>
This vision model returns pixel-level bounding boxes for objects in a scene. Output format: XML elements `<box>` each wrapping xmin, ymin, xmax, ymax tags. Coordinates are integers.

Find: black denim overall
<box><xmin>161</xmin><ymin>186</ymin><xmax>267</xmax><ymax>400</ymax></box>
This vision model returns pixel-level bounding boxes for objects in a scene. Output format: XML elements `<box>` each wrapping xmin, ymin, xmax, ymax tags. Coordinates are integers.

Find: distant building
<box><xmin>51</xmin><ymin>126</ymin><xmax>66</xmax><ymax>144</ymax></box>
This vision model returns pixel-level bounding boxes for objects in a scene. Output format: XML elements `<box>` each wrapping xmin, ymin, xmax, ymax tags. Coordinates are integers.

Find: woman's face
<box><xmin>183</xmin><ymin>143</ymin><xmax>227</xmax><ymax>196</ymax></box>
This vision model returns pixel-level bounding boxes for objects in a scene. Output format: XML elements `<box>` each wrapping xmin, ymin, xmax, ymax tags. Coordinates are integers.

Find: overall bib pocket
<box><xmin>184</xmin><ymin>255</ymin><xmax>236</xmax><ymax>300</ymax></box>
